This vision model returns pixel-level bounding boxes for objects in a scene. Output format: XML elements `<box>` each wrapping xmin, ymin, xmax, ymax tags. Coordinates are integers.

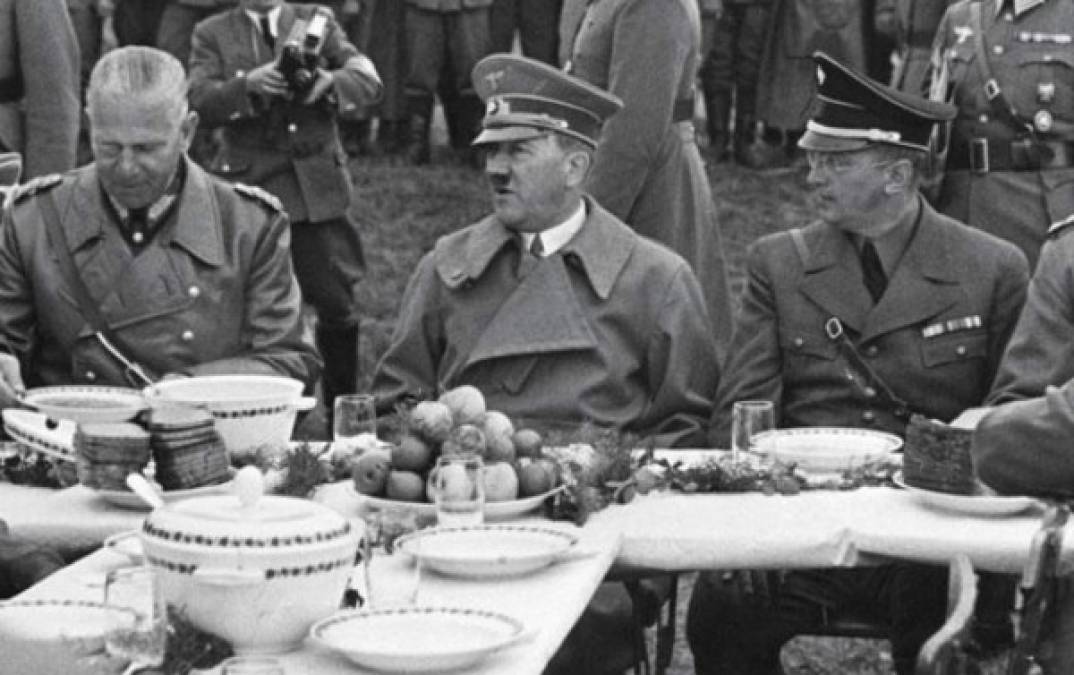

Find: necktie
<box><xmin>860</xmin><ymin>241</ymin><xmax>888</xmax><ymax>303</ymax></box>
<box><xmin>259</xmin><ymin>15</ymin><xmax>275</xmax><ymax>51</ymax></box>
<box><xmin>529</xmin><ymin>233</ymin><xmax>545</xmax><ymax>258</ymax></box>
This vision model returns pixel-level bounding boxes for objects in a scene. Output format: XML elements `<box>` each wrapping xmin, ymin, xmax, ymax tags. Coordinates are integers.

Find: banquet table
<box><xmin>15</xmin><ymin>518</ymin><xmax>622</xmax><ymax>675</ymax></box>
<box><xmin>0</xmin><ymin>481</ymin><xmax>1065</xmax><ymax>574</ymax></box>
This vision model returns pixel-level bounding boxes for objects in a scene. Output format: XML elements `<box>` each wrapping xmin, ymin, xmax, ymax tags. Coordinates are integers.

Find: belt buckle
<box><xmin>971</xmin><ymin>138</ymin><xmax>990</xmax><ymax>174</ymax></box>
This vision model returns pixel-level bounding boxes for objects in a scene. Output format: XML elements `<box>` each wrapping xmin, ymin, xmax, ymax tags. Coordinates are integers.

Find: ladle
<box><xmin>125</xmin><ymin>473</ymin><xmax>164</xmax><ymax>510</ymax></box>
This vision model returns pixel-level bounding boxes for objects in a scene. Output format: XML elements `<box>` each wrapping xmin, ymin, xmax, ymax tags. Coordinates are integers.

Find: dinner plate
<box><xmin>310</xmin><ymin>606</ymin><xmax>525</xmax><ymax>673</ymax></box>
<box><xmin>22</xmin><ymin>385</ymin><xmax>147</xmax><ymax>424</ymax></box>
<box><xmin>395</xmin><ymin>524</ymin><xmax>579</xmax><ymax>578</ymax></box>
<box><xmin>893</xmin><ymin>473</ymin><xmax>1040</xmax><ymax>517</ymax></box>
<box><xmin>95</xmin><ymin>480</ymin><xmax>233</xmax><ymax>510</ymax></box>
<box><xmin>352</xmin><ymin>484</ymin><xmax>564</xmax><ymax>520</ymax></box>
<box><xmin>2</xmin><ymin>408</ymin><xmax>76</xmax><ymax>462</ymax></box>
<box><xmin>753</xmin><ymin>427</ymin><xmax>903</xmax><ymax>474</ymax></box>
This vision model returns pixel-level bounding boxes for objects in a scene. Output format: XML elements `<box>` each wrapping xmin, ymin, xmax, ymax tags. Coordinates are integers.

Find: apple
<box><xmin>385</xmin><ymin>470</ymin><xmax>426</xmax><ymax>501</ymax></box>
<box><xmin>410</xmin><ymin>400</ymin><xmax>454</xmax><ymax>444</ymax></box>
<box><xmin>512</xmin><ymin>428</ymin><xmax>543</xmax><ymax>458</ymax></box>
<box><xmin>484</xmin><ymin>462</ymin><xmax>520</xmax><ymax>502</ymax></box>
<box><xmin>391</xmin><ymin>434</ymin><xmax>433</xmax><ymax>473</ymax></box>
<box><xmin>351</xmin><ymin>450</ymin><xmax>391</xmax><ymax>496</ymax></box>
<box><xmin>518</xmin><ymin>461</ymin><xmax>555</xmax><ymax>497</ymax></box>
<box><xmin>482</xmin><ymin>410</ymin><xmax>516</xmax><ymax>462</ymax></box>
<box><xmin>438</xmin><ymin>385</ymin><xmax>486</xmax><ymax>425</ymax></box>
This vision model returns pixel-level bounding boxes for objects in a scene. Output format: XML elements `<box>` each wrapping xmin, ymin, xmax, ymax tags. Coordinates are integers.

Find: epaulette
<box><xmin>9</xmin><ymin>174</ymin><xmax>62</xmax><ymax>204</ymax></box>
<box><xmin>1048</xmin><ymin>214</ymin><xmax>1074</xmax><ymax>239</ymax></box>
<box><xmin>233</xmin><ymin>182</ymin><xmax>283</xmax><ymax>212</ymax></box>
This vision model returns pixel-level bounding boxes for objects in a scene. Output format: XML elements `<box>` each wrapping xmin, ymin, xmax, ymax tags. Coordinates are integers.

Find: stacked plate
<box><xmin>147</xmin><ymin>405</ymin><xmax>230</xmax><ymax>490</ymax></box>
<box><xmin>74</xmin><ymin>422</ymin><xmax>150</xmax><ymax>490</ymax></box>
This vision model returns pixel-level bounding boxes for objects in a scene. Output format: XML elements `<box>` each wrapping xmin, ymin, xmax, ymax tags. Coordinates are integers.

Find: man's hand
<box><xmin>245</xmin><ymin>61</ymin><xmax>289</xmax><ymax>98</ymax></box>
<box><xmin>302</xmin><ymin>68</ymin><xmax>335</xmax><ymax>105</ymax></box>
<box><xmin>0</xmin><ymin>353</ymin><xmax>25</xmax><ymax>408</ymax></box>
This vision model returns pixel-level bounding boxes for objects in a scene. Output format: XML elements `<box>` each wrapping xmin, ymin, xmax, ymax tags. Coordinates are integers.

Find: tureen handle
<box><xmin>234</xmin><ymin>465</ymin><xmax>264</xmax><ymax>510</ymax></box>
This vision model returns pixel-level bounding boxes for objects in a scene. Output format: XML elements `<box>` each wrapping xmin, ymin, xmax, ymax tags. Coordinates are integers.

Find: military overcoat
<box><xmin>0</xmin><ymin>0</ymin><xmax>80</xmax><ymax>179</ymax></box>
<box><xmin>0</xmin><ymin>159</ymin><xmax>321</xmax><ymax>389</ymax></box>
<box><xmin>931</xmin><ymin>0</ymin><xmax>1074</xmax><ymax>268</ymax></box>
<box><xmin>563</xmin><ymin>0</ymin><xmax>734</xmax><ymax>359</ymax></box>
<box><xmin>188</xmin><ymin>3</ymin><xmax>382</xmax><ymax>224</ymax></box>
<box><xmin>373</xmin><ymin>197</ymin><xmax>720</xmax><ymax>447</ymax></box>
<box><xmin>711</xmin><ymin>197</ymin><xmax>1028</xmax><ymax>446</ymax></box>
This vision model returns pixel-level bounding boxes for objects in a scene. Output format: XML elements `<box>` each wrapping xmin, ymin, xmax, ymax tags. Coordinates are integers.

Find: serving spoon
<box><xmin>125</xmin><ymin>473</ymin><xmax>165</xmax><ymax>510</ymax></box>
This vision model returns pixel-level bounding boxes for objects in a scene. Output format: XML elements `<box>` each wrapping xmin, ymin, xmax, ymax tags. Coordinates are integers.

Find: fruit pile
<box><xmin>351</xmin><ymin>385</ymin><xmax>560</xmax><ymax>503</ymax></box>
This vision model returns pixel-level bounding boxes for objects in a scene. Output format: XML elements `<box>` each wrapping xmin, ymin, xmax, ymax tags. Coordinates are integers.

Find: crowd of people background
<box><xmin>5</xmin><ymin>0</ymin><xmax>1074</xmax><ymax>673</ymax></box>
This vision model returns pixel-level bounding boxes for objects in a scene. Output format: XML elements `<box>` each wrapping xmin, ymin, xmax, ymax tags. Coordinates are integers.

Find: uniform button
<box><xmin>993</xmin><ymin>45</ymin><xmax>1004</xmax><ymax>55</ymax></box>
<box><xmin>978</xmin><ymin>114</ymin><xmax>989</xmax><ymax>123</ymax></box>
<box><xmin>85</xmin><ymin>370</ymin><xmax>96</xmax><ymax>381</ymax></box>
<box><xmin>864</xmin><ymin>387</ymin><xmax>877</xmax><ymax>398</ymax></box>
<box><xmin>1004</xmin><ymin>12</ymin><xmax>1013</xmax><ymax>21</ymax></box>
<box><xmin>229</xmin><ymin>112</ymin><xmax>241</xmax><ymax>121</ymax></box>
<box><xmin>862</xmin><ymin>410</ymin><xmax>876</xmax><ymax>423</ymax></box>
<box><xmin>236</xmin><ymin>70</ymin><xmax>246</xmax><ymax>77</ymax></box>
<box><xmin>181</xmin><ymin>330</ymin><xmax>194</xmax><ymax>342</ymax></box>
<box><xmin>131</xmin><ymin>231</ymin><xmax>144</xmax><ymax>244</ymax></box>
<box><xmin>865</xmin><ymin>345</ymin><xmax>879</xmax><ymax>357</ymax></box>
<box><xmin>793</xmin><ymin>337</ymin><xmax>804</xmax><ymax>349</ymax></box>
<box><xmin>221</xmin><ymin>163</ymin><xmax>231</xmax><ymax>172</ymax></box>
<box><xmin>188</xmin><ymin>286</ymin><xmax>200</xmax><ymax>298</ymax></box>
<box><xmin>288</xmin><ymin>123</ymin><xmax>298</xmax><ymax>133</ymax></box>
<box><xmin>956</xmin><ymin>345</ymin><xmax>967</xmax><ymax>356</ymax></box>
<box><xmin>846</xmin><ymin>373</ymin><xmax>856</xmax><ymax>382</ymax></box>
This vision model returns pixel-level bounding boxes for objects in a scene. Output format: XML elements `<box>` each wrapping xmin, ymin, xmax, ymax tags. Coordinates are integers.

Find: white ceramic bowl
<box><xmin>140</xmin><ymin>469</ymin><xmax>362</xmax><ymax>654</ymax></box>
<box><xmin>23</xmin><ymin>385</ymin><xmax>146</xmax><ymax>424</ymax></box>
<box><xmin>0</xmin><ymin>599</ymin><xmax>136</xmax><ymax>674</ymax></box>
<box><xmin>754</xmin><ymin>427</ymin><xmax>903</xmax><ymax>474</ymax></box>
<box><xmin>142</xmin><ymin>375</ymin><xmax>315</xmax><ymax>459</ymax></box>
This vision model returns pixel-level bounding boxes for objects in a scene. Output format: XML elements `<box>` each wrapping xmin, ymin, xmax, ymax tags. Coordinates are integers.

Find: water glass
<box><xmin>731</xmin><ymin>400</ymin><xmax>775</xmax><ymax>462</ymax></box>
<box><xmin>220</xmin><ymin>656</ymin><xmax>286</xmax><ymax>674</ymax></box>
<box><xmin>430</xmin><ymin>454</ymin><xmax>485</xmax><ymax>527</ymax></box>
<box><xmin>333</xmin><ymin>393</ymin><xmax>377</xmax><ymax>442</ymax></box>
<box><xmin>103</xmin><ymin>565</ymin><xmax>166</xmax><ymax>669</ymax></box>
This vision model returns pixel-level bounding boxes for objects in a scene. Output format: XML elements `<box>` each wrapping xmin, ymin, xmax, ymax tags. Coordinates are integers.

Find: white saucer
<box><xmin>395</xmin><ymin>524</ymin><xmax>579</xmax><ymax>578</ymax></box>
<box><xmin>893</xmin><ymin>473</ymin><xmax>1040</xmax><ymax>517</ymax></box>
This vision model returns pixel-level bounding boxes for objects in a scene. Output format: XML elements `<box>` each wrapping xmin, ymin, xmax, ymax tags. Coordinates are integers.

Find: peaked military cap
<box><xmin>800</xmin><ymin>51</ymin><xmax>956</xmax><ymax>153</ymax></box>
<box><xmin>471</xmin><ymin>54</ymin><xmax>623</xmax><ymax>148</ymax></box>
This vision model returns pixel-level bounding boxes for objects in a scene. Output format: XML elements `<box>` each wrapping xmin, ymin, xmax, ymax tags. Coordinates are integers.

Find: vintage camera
<box><xmin>276</xmin><ymin>11</ymin><xmax>328</xmax><ymax>99</ymax></box>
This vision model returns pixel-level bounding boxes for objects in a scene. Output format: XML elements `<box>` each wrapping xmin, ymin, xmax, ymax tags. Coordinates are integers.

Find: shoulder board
<box><xmin>10</xmin><ymin>174</ymin><xmax>62</xmax><ymax>204</ymax></box>
<box><xmin>1048</xmin><ymin>215</ymin><xmax>1074</xmax><ymax>239</ymax></box>
<box><xmin>233</xmin><ymin>183</ymin><xmax>283</xmax><ymax>212</ymax></box>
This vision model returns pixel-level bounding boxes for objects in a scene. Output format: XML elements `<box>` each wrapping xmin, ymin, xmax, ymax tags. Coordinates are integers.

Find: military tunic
<box><xmin>0</xmin><ymin>0</ymin><xmax>81</xmax><ymax>179</ymax></box>
<box><xmin>931</xmin><ymin>0</ymin><xmax>1074</xmax><ymax>268</ymax></box>
<box><xmin>881</xmin><ymin>0</ymin><xmax>957</xmax><ymax>93</ymax></box>
<box><xmin>711</xmin><ymin>197</ymin><xmax>1028</xmax><ymax>446</ymax></box>
<box><xmin>0</xmin><ymin>160</ymin><xmax>320</xmax><ymax>389</ymax></box>
<box><xmin>564</xmin><ymin>0</ymin><xmax>734</xmax><ymax>359</ymax></box>
<box><xmin>372</xmin><ymin>197</ymin><xmax>719</xmax><ymax>447</ymax></box>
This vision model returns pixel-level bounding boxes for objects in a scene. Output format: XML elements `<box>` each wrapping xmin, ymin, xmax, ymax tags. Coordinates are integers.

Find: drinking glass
<box><xmin>333</xmin><ymin>394</ymin><xmax>377</xmax><ymax>443</ymax></box>
<box><xmin>220</xmin><ymin>656</ymin><xmax>286</xmax><ymax>674</ymax></box>
<box><xmin>429</xmin><ymin>454</ymin><xmax>485</xmax><ymax>527</ymax></box>
<box><xmin>103</xmin><ymin>566</ymin><xmax>166</xmax><ymax>672</ymax></box>
<box><xmin>731</xmin><ymin>400</ymin><xmax>776</xmax><ymax>462</ymax></box>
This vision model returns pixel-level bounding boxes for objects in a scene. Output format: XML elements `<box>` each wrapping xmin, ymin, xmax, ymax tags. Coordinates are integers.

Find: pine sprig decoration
<box><xmin>275</xmin><ymin>442</ymin><xmax>330</xmax><ymax>497</ymax></box>
<box><xmin>161</xmin><ymin>606</ymin><xmax>232</xmax><ymax>675</ymax></box>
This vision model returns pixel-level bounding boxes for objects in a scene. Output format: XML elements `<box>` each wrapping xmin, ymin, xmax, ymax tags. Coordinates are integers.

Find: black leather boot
<box><xmin>704</xmin><ymin>89</ymin><xmax>733</xmax><ymax>162</ymax></box>
<box><xmin>403</xmin><ymin>94</ymin><xmax>434</xmax><ymax>165</ymax></box>
<box><xmin>315</xmin><ymin>325</ymin><xmax>359</xmax><ymax>431</ymax></box>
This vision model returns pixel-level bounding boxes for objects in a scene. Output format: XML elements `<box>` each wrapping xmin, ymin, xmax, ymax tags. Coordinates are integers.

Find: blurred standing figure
<box><xmin>402</xmin><ymin>0</ymin><xmax>492</xmax><ymax>165</ymax></box>
<box><xmin>755</xmin><ymin>0</ymin><xmax>866</xmax><ymax>158</ymax></box>
<box><xmin>67</xmin><ymin>0</ymin><xmax>119</xmax><ymax>166</ymax></box>
<box><xmin>699</xmin><ymin>0</ymin><xmax>772</xmax><ymax>164</ymax></box>
<box><xmin>112</xmin><ymin>0</ymin><xmax>165</xmax><ymax>47</ymax></box>
<box><xmin>930</xmin><ymin>0</ymin><xmax>1074</xmax><ymax>269</ymax></box>
<box><xmin>0</xmin><ymin>0</ymin><xmax>81</xmax><ymax>179</ymax></box>
<box><xmin>564</xmin><ymin>0</ymin><xmax>734</xmax><ymax>360</ymax></box>
<box><xmin>489</xmin><ymin>0</ymin><xmax>561</xmax><ymax>65</ymax></box>
<box><xmin>365</xmin><ymin>0</ymin><xmax>409</xmax><ymax>156</ymax></box>
<box><xmin>874</xmin><ymin>0</ymin><xmax>956</xmax><ymax>94</ymax></box>
<box><xmin>157</xmin><ymin>0</ymin><xmax>237</xmax><ymax>67</ymax></box>
<box><xmin>188</xmin><ymin>0</ymin><xmax>382</xmax><ymax>425</ymax></box>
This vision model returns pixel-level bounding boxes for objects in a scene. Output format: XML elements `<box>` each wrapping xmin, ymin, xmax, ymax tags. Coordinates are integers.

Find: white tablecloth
<box><xmin>17</xmin><ymin>521</ymin><xmax>621</xmax><ymax>675</ymax></box>
<box><xmin>0</xmin><ymin>481</ymin><xmax>1060</xmax><ymax>573</ymax></box>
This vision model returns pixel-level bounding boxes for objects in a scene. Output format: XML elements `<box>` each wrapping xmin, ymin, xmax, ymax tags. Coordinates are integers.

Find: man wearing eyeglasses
<box><xmin>689</xmin><ymin>52</ymin><xmax>1029</xmax><ymax>675</ymax></box>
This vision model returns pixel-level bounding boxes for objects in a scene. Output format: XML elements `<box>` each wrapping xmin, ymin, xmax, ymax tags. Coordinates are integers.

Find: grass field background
<box><xmin>340</xmin><ymin>145</ymin><xmax>1010</xmax><ymax>674</ymax></box>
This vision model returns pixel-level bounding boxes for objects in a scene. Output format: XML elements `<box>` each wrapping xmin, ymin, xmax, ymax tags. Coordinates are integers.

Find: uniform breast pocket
<box><xmin>780</xmin><ymin>330</ymin><xmax>838</xmax><ymax>361</ymax></box>
<box><xmin>919</xmin><ymin>330</ymin><xmax>987</xmax><ymax>368</ymax></box>
<box><xmin>1012</xmin><ymin>50</ymin><xmax>1074</xmax><ymax>117</ymax></box>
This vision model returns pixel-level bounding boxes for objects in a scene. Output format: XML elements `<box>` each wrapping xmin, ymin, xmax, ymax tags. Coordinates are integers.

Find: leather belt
<box><xmin>948</xmin><ymin>137</ymin><xmax>1074</xmax><ymax>173</ymax></box>
<box><xmin>0</xmin><ymin>75</ymin><xmax>22</xmax><ymax>104</ymax></box>
<box><xmin>672</xmin><ymin>97</ymin><xmax>694</xmax><ymax>123</ymax></box>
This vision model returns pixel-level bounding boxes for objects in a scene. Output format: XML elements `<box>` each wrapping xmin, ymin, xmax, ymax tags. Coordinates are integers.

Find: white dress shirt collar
<box><xmin>522</xmin><ymin>200</ymin><xmax>586</xmax><ymax>257</ymax></box>
<box><xmin>246</xmin><ymin>5</ymin><xmax>282</xmax><ymax>37</ymax></box>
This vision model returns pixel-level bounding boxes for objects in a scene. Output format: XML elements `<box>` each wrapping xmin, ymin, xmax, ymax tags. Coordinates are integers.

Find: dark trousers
<box><xmin>156</xmin><ymin>3</ymin><xmax>234</xmax><ymax>67</ymax></box>
<box><xmin>699</xmin><ymin>3</ymin><xmax>770</xmax><ymax>128</ymax></box>
<box><xmin>687</xmin><ymin>565</ymin><xmax>948</xmax><ymax>675</ymax></box>
<box><xmin>489</xmin><ymin>0</ymin><xmax>562</xmax><ymax>65</ymax></box>
<box><xmin>404</xmin><ymin>6</ymin><xmax>491</xmax><ymax>99</ymax></box>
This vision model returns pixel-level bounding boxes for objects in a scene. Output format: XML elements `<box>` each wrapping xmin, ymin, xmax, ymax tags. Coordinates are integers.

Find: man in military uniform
<box><xmin>0</xmin><ymin>0</ymin><xmax>81</xmax><ymax>179</ymax></box>
<box><xmin>489</xmin><ymin>0</ymin><xmax>561</xmax><ymax>66</ymax></box>
<box><xmin>874</xmin><ymin>0</ymin><xmax>957</xmax><ymax>93</ymax></box>
<box><xmin>401</xmin><ymin>0</ymin><xmax>492</xmax><ymax>165</ymax></box>
<box><xmin>0</xmin><ymin>46</ymin><xmax>319</xmax><ymax>405</ymax></box>
<box><xmin>188</xmin><ymin>0</ymin><xmax>381</xmax><ymax>423</ymax></box>
<box><xmin>562</xmin><ymin>0</ymin><xmax>735</xmax><ymax>361</ymax></box>
<box><xmin>156</xmin><ymin>0</ymin><xmax>237</xmax><ymax>66</ymax></box>
<box><xmin>688</xmin><ymin>52</ymin><xmax>1029</xmax><ymax>675</ymax></box>
<box><xmin>930</xmin><ymin>0</ymin><xmax>1074</xmax><ymax>269</ymax></box>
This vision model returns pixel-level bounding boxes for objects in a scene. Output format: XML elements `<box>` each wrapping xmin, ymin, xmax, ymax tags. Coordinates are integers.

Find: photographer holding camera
<box><xmin>188</xmin><ymin>0</ymin><xmax>382</xmax><ymax>426</ymax></box>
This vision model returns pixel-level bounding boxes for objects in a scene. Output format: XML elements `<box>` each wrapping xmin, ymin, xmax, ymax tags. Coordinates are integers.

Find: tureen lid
<box><xmin>143</xmin><ymin>467</ymin><xmax>353</xmax><ymax>543</ymax></box>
